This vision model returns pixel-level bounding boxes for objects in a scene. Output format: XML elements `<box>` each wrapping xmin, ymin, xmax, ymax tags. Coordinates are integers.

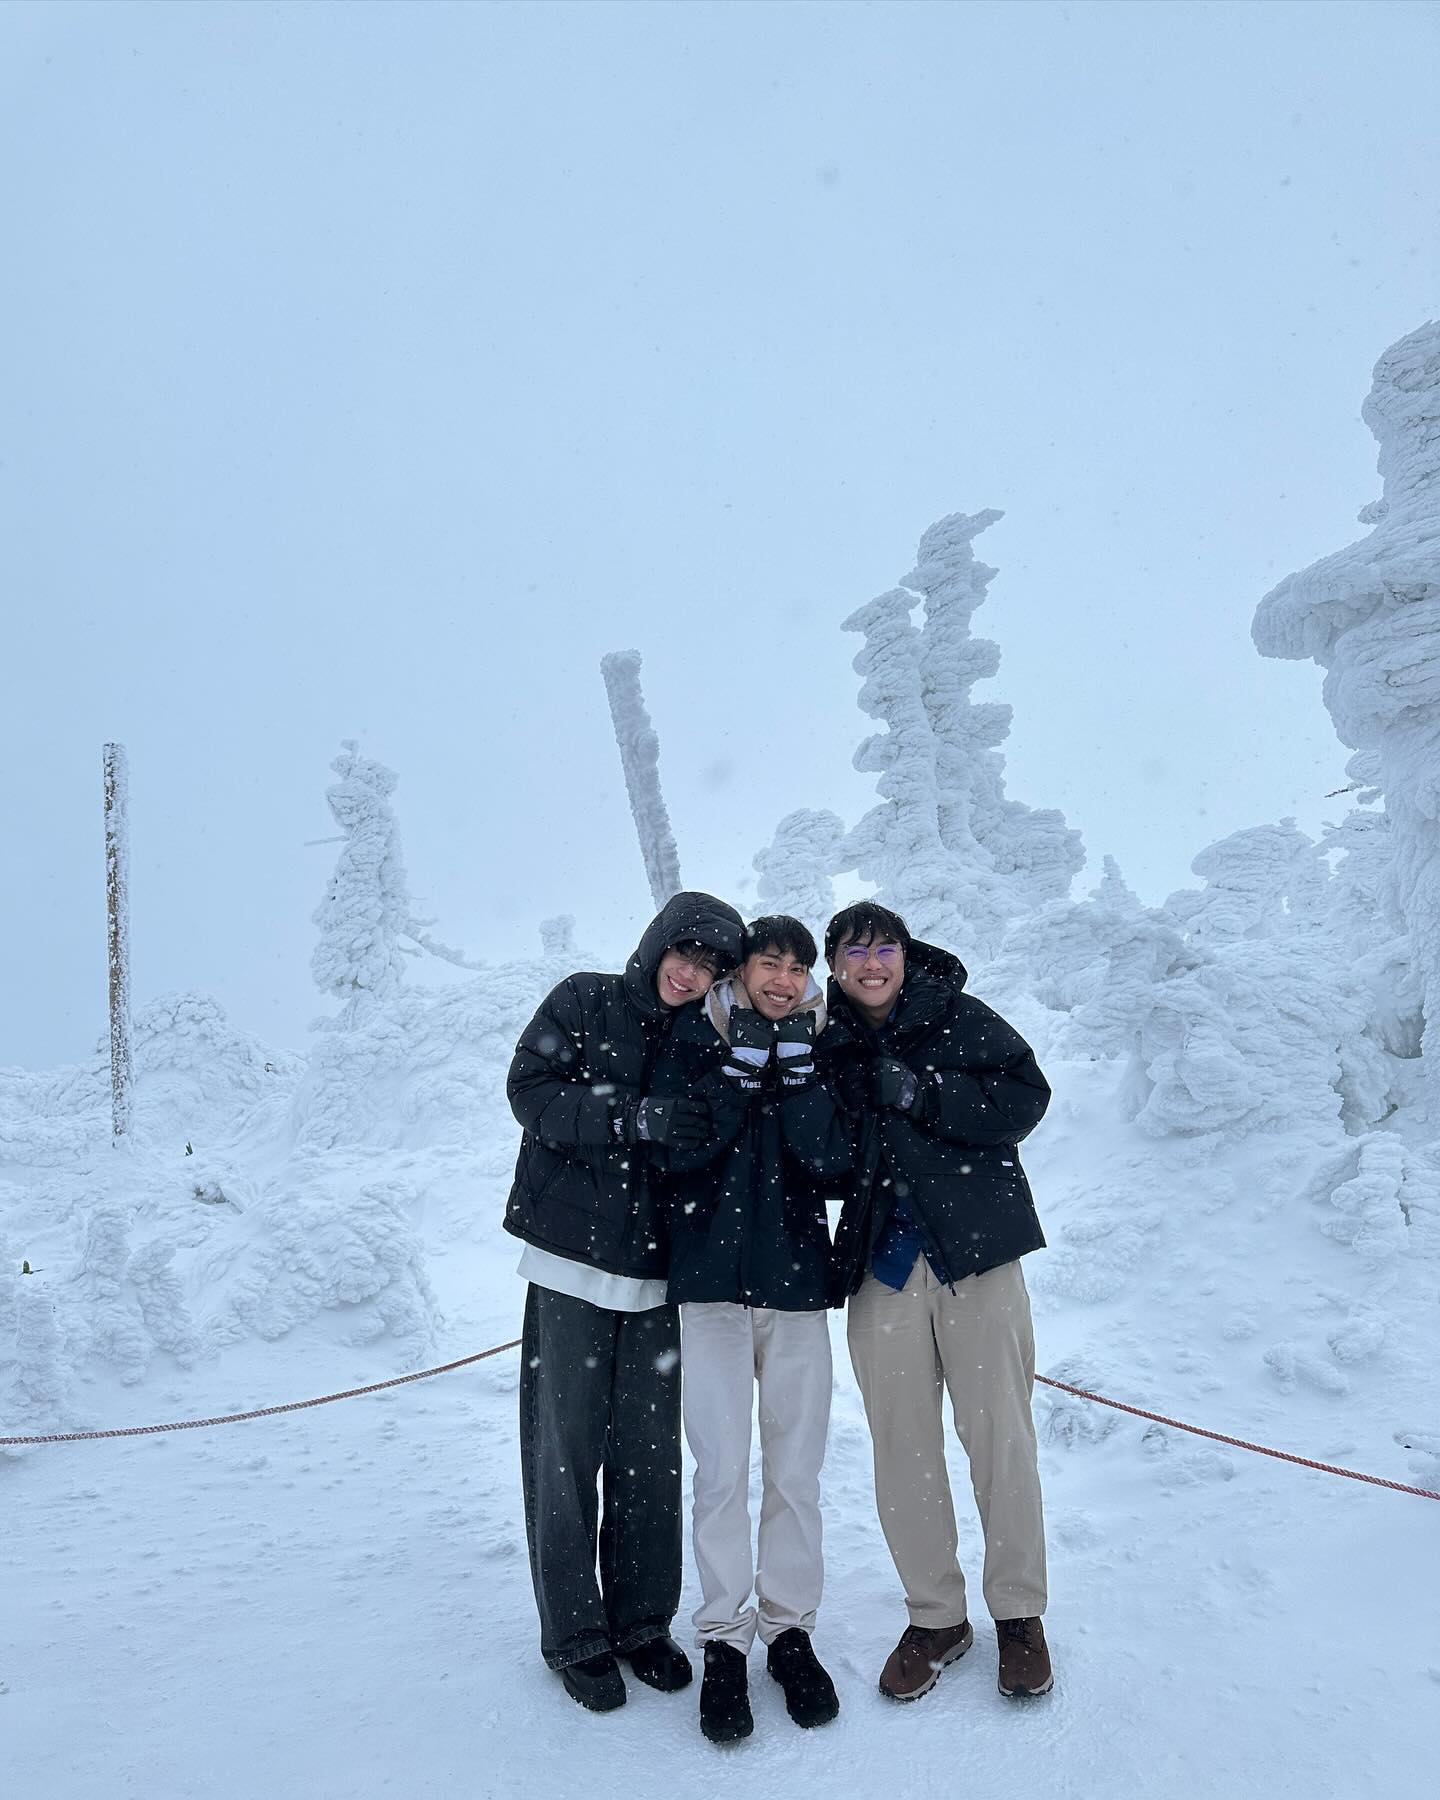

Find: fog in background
<box><xmin>2</xmin><ymin>0</ymin><xmax>1436</xmax><ymax>1068</ymax></box>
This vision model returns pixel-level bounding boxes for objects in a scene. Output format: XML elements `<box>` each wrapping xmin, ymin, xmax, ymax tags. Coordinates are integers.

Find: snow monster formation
<box><xmin>753</xmin><ymin>508</ymin><xmax>1085</xmax><ymax>955</ymax></box>
<box><xmin>1253</xmin><ymin>319</ymin><xmax>1440</xmax><ymax>1118</ymax></box>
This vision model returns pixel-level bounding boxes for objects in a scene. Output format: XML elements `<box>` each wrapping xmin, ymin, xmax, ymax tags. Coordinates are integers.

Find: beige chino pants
<box><xmin>847</xmin><ymin>1255</ymin><xmax>1047</xmax><ymax>1626</ymax></box>
<box><xmin>680</xmin><ymin>1302</ymin><xmax>832</xmax><ymax>1652</ymax></box>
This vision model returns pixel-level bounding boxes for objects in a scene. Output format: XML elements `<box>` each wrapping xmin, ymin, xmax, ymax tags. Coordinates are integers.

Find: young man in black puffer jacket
<box><xmin>649</xmin><ymin>915</ymin><xmax>852</xmax><ymax>1745</ymax></box>
<box><xmin>821</xmin><ymin>901</ymin><xmax>1055</xmax><ymax>1706</ymax></box>
<box><xmin>505</xmin><ymin>890</ymin><xmax>744</xmax><ymax>1714</ymax></box>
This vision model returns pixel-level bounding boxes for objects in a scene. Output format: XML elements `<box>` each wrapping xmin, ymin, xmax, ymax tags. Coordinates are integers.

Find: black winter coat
<box><xmin>822</xmin><ymin>939</ymin><xmax>1051</xmax><ymax>1297</ymax></box>
<box><xmin>651</xmin><ymin>985</ymin><xmax>852</xmax><ymax>1311</ymax></box>
<box><xmin>503</xmin><ymin>891</ymin><xmax>745</xmax><ymax>1281</ymax></box>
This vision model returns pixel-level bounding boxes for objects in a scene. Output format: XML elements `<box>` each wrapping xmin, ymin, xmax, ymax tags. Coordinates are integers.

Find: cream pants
<box><xmin>846</xmin><ymin>1256</ymin><xmax>1047</xmax><ymax>1625</ymax></box>
<box><xmin>680</xmin><ymin>1302</ymin><xmax>832</xmax><ymax>1652</ymax></box>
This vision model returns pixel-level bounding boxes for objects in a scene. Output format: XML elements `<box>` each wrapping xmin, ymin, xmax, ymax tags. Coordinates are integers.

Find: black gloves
<box><xmin>720</xmin><ymin>1007</ymin><xmax>818</xmax><ymax>1094</ymax></box>
<box><xmin>719</xmin><ymin>1007</ymin><xmax>775</xmax><ymax>1093</ymax></box>
<box><xmin>631</xmin><ymin>1094</ymin><xmax>712</xmax><ymax>1148</ymax></box>
<box><xmin>773</xmin><ymin>1010</ymin><xmax>817</xmax><ymax>1090</ymax></box>
<box><xmin>872</xmin><ymin>1057</ymin><xmax>936</xmax><ymax>1121</ymax></box>
<box><xmin>831</xmin><ymin>1056</ymin><xmax>935</xmax><ymax>1120</ymax></box>
<box><xmin>729</xmin><ymin>1007</ymin><xmax>773</xmax><ymax>1051</ymax></box>
<box><xmin>873</xmin><ymin>1057</ymin><xmax>917</xmax><ymax>1111</ymax></box>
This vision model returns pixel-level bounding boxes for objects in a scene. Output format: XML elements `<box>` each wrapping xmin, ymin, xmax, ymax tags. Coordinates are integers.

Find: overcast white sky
<box><xmin>2</xmin><ymin>0</ymin><xmax>1437</xmax><ymax>1068</ymax></box>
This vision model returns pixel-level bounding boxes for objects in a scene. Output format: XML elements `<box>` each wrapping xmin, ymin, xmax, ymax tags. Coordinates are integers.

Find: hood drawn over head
<box><xmin>626</xmin><ymin>890</ymin><xmax>746</xmax><ymax>1015</ymax></box>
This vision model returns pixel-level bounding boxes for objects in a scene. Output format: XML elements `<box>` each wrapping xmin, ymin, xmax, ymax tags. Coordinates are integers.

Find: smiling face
<box><xmin>830</xmin><ymin>932</ymin><xmax>906</xmax><ymax>1025</ymax></box>
<box><xmin>739</xmin><ymin>943</ymin><xmax>811</xmax><ymax>1021</ymax></box>
<box><xmin>655</xmin><ymin>941</ymin><xmax>722</xmax><ymax>1009</ymax></box>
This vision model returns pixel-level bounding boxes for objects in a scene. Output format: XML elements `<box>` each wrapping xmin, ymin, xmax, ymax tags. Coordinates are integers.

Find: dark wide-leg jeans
<box><xmin>519</xmin><ymin>1283</ymin><xmax>682</xmax><ymax>1669</ymax></box>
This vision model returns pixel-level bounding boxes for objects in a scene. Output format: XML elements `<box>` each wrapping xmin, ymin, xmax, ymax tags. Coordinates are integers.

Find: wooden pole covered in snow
<box><xmin>104</xmin><ymin>742</ymin><xmax>133</xmax><ymax>1139</ymax></box>
<box><xmin>600</xmin><ymin>650</ymin><xmax>683</xmax><ymax>910</ymax></box>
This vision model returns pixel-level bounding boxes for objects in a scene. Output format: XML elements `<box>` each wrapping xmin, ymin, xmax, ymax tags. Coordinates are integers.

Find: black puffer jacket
<box><xmin>504</xmin><ymin>891</ymin><xmax>745</xmax><ymax>1280</ymax></box>
<box><xmin>652</xmin><ymin>980</ymin><xmax>852</xmax><ymax>1311</ymax></box>
<box><xmin>822</xmin><ymin>939</ymin><xmax>1051</xmax><ymax>1297</ymax></box>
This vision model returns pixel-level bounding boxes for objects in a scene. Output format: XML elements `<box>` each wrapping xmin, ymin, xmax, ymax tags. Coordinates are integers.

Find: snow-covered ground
<box><xmin>3</xmin><ymin>1021</ymin><xmax>1436</xmax><ymax>1800</ymax></box>
<box><xmin>5</xmin><ymin>321</ymin><xmax>1439</xmax><ymax>1797</ymax></box>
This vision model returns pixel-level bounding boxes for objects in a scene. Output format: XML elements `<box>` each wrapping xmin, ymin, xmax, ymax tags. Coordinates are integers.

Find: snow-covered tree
<box><xmin>1253</xmin><ymin>319</ymin><xmax>1440</xmax><ymax>1108</ymax></box>
<box><xmin>836</xmin><ymin>510</ymin><xmax>1083</xmax><ymax>958</ymax></box>
<box><xmin>539</xmin><ymin>914</ymin><xmax>577</xmax><ymax>958</ymax></box>
<box><xmin>841</xmin><ymin>583</ymin><xmax>1002</xmax><ymax>948</ymax></box>
<box><xmin>907</xmin><ymin>511</ymin><xmax>1085</xmax><ymax>913</ymax></box>
<box><xmin>986</xmin><ymin>856</ymin><xmax>1194</xmax><ymax>1063</ymax></box>
<box><xmin>751</xmin><ymin>809</ymin><xmax>842</xmax><ymax>928</ymax></box>
<box><xmin>310</xmin><ymin>742</ymin><xmax>413</xmax><ymax>1016</ymax></box>
<box><xmin>1161</xmin><ymin>819</ymin><xmax>1330</xmax><ymax>943</ymax></box>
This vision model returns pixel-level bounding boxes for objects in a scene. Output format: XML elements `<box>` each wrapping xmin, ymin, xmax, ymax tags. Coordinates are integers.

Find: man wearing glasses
<box><xmin>505</xmin><ymin>891</ymin><xmax>744</xmax><ymax>1713</ymax></box>
<box><xmin>822</xmin><ymin>901</ymin><xmax>1055</xmax><ymax>1704</ymax></box>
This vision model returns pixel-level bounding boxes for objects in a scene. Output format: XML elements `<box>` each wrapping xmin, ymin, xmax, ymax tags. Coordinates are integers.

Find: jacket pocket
<box><xmin>889</xmin><ymin>1128</ymin><xmax>1026</xmax><ymax>1181</ymax></box>
<box><xmin>907</xmin><ymin>1171</ymin><xmax>1043</xmax><ymax>1266</ymax></box>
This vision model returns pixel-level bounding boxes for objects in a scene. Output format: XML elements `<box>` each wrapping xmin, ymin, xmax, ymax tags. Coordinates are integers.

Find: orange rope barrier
<box><xmin>5</xmin><ymin>1339</ymin><xmax>1436</xmax><ymax>1502</ymax></box>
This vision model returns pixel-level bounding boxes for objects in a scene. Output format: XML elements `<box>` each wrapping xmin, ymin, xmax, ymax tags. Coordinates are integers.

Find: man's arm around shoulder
<box><xmin>507</xmin><ymin>976</ymin><xmax>633</xmax><ymax>1146</ymax></box>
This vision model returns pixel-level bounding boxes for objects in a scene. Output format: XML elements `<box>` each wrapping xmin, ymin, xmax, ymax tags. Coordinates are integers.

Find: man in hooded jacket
<box><xmin>821</xmin><ymin>900</ymin><xmax>1055</xmax><ymax>1705</ymax></box>
<box><xmin>505</xmin><ymin>890</ymin><xmax>744</xmax><ymax>1713</ymax></box>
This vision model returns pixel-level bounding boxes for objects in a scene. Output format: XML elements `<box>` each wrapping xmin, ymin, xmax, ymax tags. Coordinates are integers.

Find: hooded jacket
<box><xmin>650</xmin><ymin>973</ymin><xmax>852</xmax><ymax>1310</ymax></box>
<box><xmin>504</xmin><ymin>891</ymin><xmax>745</xmax><ymax>1281</ymax></box>
<box><xmin>821</xmin><ymin>938</ymin><xmax>1051</xmax><ymax>1297</ymax></box>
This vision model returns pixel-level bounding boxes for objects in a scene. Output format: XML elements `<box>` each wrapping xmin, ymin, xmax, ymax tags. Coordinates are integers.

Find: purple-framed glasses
<box><xmin>842</xmin><ymin>942</ymin><xmax>901</xmax><ymax>964</ymax></box>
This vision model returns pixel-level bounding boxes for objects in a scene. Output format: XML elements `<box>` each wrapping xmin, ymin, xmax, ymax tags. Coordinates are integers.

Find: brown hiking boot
<box><xmin>878</xmin><ymin>1618</ymin><xmax>974</xmax><ymax>1701</ymax></box>
<box><xmin>996</xmin><ymin>1616</ymin><xmax>1053</xmax><ymax>1697</ymax></box>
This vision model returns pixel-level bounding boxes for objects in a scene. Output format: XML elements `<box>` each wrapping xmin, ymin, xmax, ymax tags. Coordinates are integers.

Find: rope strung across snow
<box><xmin>1031</xmin><ymin>1374</ymin><xmax>1440</xmax><ymax>1501</ymax></box>
<box><xmin>0</xmin><ymin>1340</ymin><xmax>524</xmax><ymax>1447</ymax></box>
<box><xmin>3</xmin><ymin>1342</ymin><xmax>1437</xmax><ymax>1502</ymax></box>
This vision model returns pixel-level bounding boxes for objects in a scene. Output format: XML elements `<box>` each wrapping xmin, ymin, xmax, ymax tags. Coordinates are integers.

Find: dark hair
<box><xmin>668</xmin><ymin>938</ymin><xmax>729</xmax><ymax>976</ymax></box>
<box><xmin>743</xmin><ymin>914</ymin><xmax>818</xmax><ymax>969</ymax></box>
<box><xmin>823</xmin><ymin>901</ymin><xmax>911</xmax><ymax>964</ymax></box>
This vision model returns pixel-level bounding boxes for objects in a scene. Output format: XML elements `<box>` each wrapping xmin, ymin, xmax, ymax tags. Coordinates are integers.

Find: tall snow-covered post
<box><xmin>601</xmin><ymin>650</ymin><xmax>683</xmax><ymax>909</ymax></box>
<box><xmin>1253</xmin><ymin>320</ymin><xmax>1440</xmax><ymax>1108</ymax></box>
<box><xmin>103</xmin><ymin>741</ymin><xmax>133</xmax><ymax>1139</ymax></box>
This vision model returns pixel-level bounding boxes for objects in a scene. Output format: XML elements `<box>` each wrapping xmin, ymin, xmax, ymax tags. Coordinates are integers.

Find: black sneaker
<box><xmin>699</xmin><ymin>1640</ymin><xmax>753</xmax><ymax>1744</ymax></box>
<box><xmin>560</xmin><ymin>1652</ymin><xmax>626</xmax><ymax>1712</ymax></box>
<box><xmin>623</xmin><ymin>1634</ymin><xmax>693</xmax><ymax>1692</ymax></box>
<box><xmin>766</xmin><ymin>1627</ymin><xmax>840</xmax><ymax>1727</ymax></box>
